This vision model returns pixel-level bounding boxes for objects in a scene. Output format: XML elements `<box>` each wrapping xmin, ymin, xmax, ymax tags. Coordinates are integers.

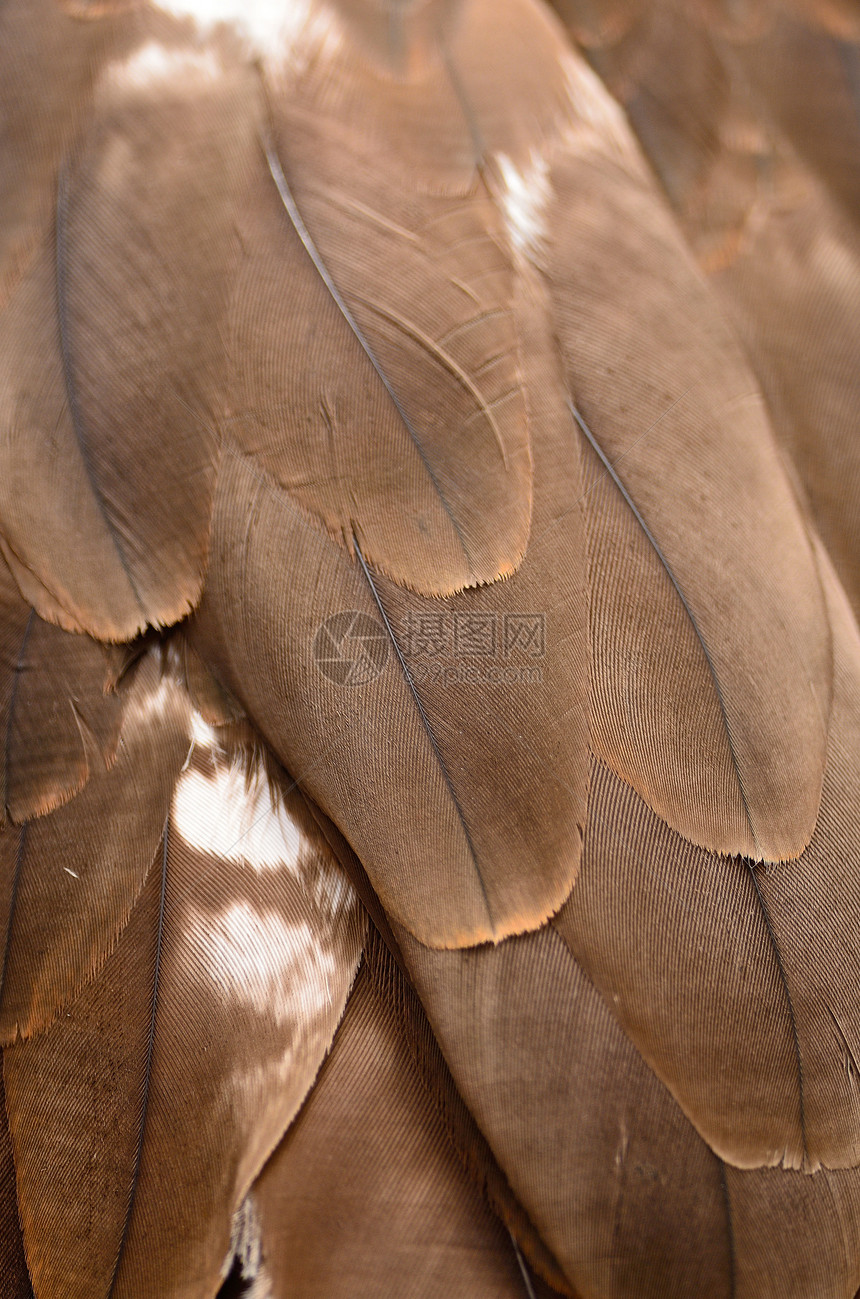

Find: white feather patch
<box><xmin>122</xmin><ymin>671</ymin><xmax>185</xmax><ymax>728</ymax></box>
<box><xmin>153</xmin><ymin>0</ymin><xmax>342</xmax><ymax>65</ymax></box>
<box><xmin>199</xmin><ymin>902</ymin><xmax>341</xmax><ymax>1024</ymax></box>
<box><xmin>244</xmin><ymin>1269</ymin><xmax>275</xmax><ymax>1299</ymax></box>
<box><xmin>225</xmin><ymin>1195</ymin><xmax>273</xmax><ymax>1296</ymax></box>
<box><xmin>189</xmin><ymin>711</ymin><xmax>222</xmax><ymax>752</ymax></box>
<box><xmin>107</xmin><ymin>40</ymin><xmax>220</xmax><ymax>89</ymax></box>
<box><xmin>306</xmin><ymin>861</ymin><xmax>355</xmax><ymax>921</ymax></box>
<box><xmin>173</xmin><ymin>758</ymin><xmax>303</xmax><ymax>873</ymax></box>
<box><xmin>496</xmin><ymin>150</ymin><xmax>553</xmax><ymax>264</ymax></box>
<box><xmin>562</xmin><ymin>51</ymin><xmax>640</xmax><ymax>164</ymax></box>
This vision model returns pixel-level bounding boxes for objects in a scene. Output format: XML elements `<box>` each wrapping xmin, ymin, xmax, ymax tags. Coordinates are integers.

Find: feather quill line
<box><xmin>0</xmin><ymin>568</ymin><xmax>33</xmax><ymax>1015</ymax></box>
<box><xmin>198</xmin><ymin>448</ymin><xmax>448</xmax><ymax>872</ymax></box>
<box><xmin>352</xmin><ymin>536</ymin><xmax>494</xmax><ymax>930</ymax></box>
<box><xmin>0</xmin><ymin>825</ymin><xmax>27</xmax><ymax>1017</ymax></box>
<box><xmin>2</xmin><ymin>610</ymin><xmax>34</xmax><ymax>822</ymax></box>
<box><xmin>106</xmin><ymin>818</ymin><xmax>170</xmax><ymax>1297</ymax></box>
<box><xmin>55</xmin><ymin>162</ymin><xmax>146</xmax><ymax>618</ymax></box>
<box><xmin>746</xmin><ymin>865</ymin><xmax>808</xmax><ymax>1159</ymax></box>
<box><xmin>510</xmin><ymin>1232</ymin><xmax>538</xmax><ymax>1299</ymax></box>
<box><xmin>533</xmin><ymin>388</ymin><xmax>692</xmax><ymax>550</ymax></box>
<box><xmin>571</xmin><ymin>403</ymin><xmax>808</xmax><ymax>1160</ymax></box>
<box><xmin>261</xmin><ymin>132</ymin><xmax>475</xmax><ymax>574</ymax></box>
<box><xmin>353</xmin><ymin>297</ymin><xmax>510</xmax><ymax>468</ymax></box>
<box><xmin>718</xmin><ymin>1159</ymin><xmax>737</xmax><ymax>1298</ymax></box>
<box><xmin>569</xmin><ymin>402</ymin><xmax>760</xmax><ymax>854</ymax></box>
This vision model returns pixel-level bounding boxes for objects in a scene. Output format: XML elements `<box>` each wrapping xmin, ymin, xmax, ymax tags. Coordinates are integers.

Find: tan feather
<box><xmin>0</xmin><ymin>556</ymin><xmax>122</xmax><ymax>824</ymax></box>
<box><xmin>187</xmin><ymin>241</ymin><xmax>591</xmax><ymax>948</ymax></box>
<box><xmin>249</xmin><ymin>928</ymin><xmax>531</xmax><ymax>1297</ymax></box>
<box><xmin>0</xmin><ymin>649</ymin><xmax>187</xmax><ymax>1042</ymax></box>
<box><xmin>546</xmin><ymin>116</ymin><xmax>831</xmax><ymax>861</ymax></box>
<box><xmin>3</xmin><ymin>0</ymin><xmax>860</xmax><ymax>1294</ymax></box>
<box><xmin>3</xmin><ymin>684</ymin><xmax>364</xmax><ymax>1296</ymax></box>
<box><xmin>0</xmin><ymin>1066</ymin><xmax>31</xmax><ymax>1298</ymax></box>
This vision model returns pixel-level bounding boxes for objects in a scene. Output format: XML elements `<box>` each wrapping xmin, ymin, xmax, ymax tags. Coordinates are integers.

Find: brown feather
<box><xmin>709</xmin><ymin>167</ymin><xmax>860</xmax><ymax>623</ymax></box>
<box><xmin>556</xmin><ymin>755</ymin><xmax>804</xmax><ymax>1168</ymax></box>
<box><xmin>183</xmin><ymin>16</ymin><xmax>593</xmax><ymax>947</ymax></box>
<box><xmin>734</xmin><ymin>7</ymin><xmax>860</xmax><ymax>223</ymax></box>
<box><xmin>396</xmin><ymin>920</ymin><xmax>735</xmax><ymax>1298</ymax></box>
<box><xmin>0</xmin><ymin>11</ymin><xmax>242</xmax><ymax>641</ymax></box>
<box><xmin>4</xmin><ymin>857</ymin><xmax>164</xmax><ymax>1296</ymax></box>
<box><xmin>0</xmin><ymin>1065</ymin><xmax>31</xmax><ymax>1297</ymax></box>
<box><xmin>3</xmin><ymin>0</ymin><xmax>593</xmax><ymax>944</ymax></box>
<box><xmin>3</xmin><ymin>696</ymin><xmax>364</xmax><ymax>1296</ymax></box>
<box><xmin>549</xmin><ymin>0</ymin><xmax>860</xmax><ymax>622</ymax></box>
<box><xmin>230</xmin><ymin>119</ymin><xmax>532</xmax><ymax>596</ymax></box>
<box><xmin>723</xmin><ymin>1161</ymin><xmax>860</xmax><ymax>1298</ymax></box>
<box><xmin>0</xmin><ymin>557</ymin><xmax>122</xmax><ymax>824</ymax></box>
<box><xmin>0</xmin><ymin>0</ymin><xmax>124</xmax><ymax>306</ymax></box>
<box><xmin>400</xmin><ymin>907</ymin><xmax>860</xmax><ymax>1297</ymax></box>
<box><xmin>249</xmin><ymin>928</ymin><xmax>531</xmax><ymax>1297</ymax></box>
<box><xmin>188</xmin><ymin>258</ymin><xmax>589</xmax><ymax>948</ymax></box>
<box><xmin>545</xmin><ymin>96</ymin><xmax>831</xmax><ymax>862</ymax></box>
<box><xmin>553</xmin><ymin>555</ymin><xmax>860</xmax><ymax>1174</ymax></box>
<box><xmin>4</xmin><ymin>1</ymin><xmax>860</xmax><ymax>1293</ymax></box>
<box><xmin>171</xmin><ymin>630</ymin><xmax>246</xmax><ymax>729</ymax></box>
<box><xmin>0</xmin><ymin>649</ymin><xmax>188</xmax><ymax>1042</ymax></box>
<box><xmin>0</xmin><ymin>228</ymin><xmax>154</xmax><ymax>638</ymax></box>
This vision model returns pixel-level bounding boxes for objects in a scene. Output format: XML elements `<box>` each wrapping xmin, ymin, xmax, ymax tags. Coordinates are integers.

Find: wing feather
<box><xmin>3</xmin><ymin>672</ymin><xmax>364</xmax><ymax>1296</ymax></box>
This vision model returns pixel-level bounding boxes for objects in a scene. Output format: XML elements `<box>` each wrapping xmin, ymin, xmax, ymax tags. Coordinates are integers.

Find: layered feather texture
<box><xmin>0</xmin><ymin>553</ymin><xmax>123</xmax><ymax>824</ymax></box>
<box><xmin>188</xmin><ymin>274</ymin><xmax>590</xmax><ymax>947</ymax></box>
<box><xmin>247</xmin><ymin>929</ymin><xmax>539</xmax><ymax>1297</ymax></box>
<box><xmin>2</xmin><ymin>0</ymin><xmax>860</xmax><ymax>1294</ymax></box>
<box><xmin>549</xmin><ymin>0</ymin><xmax>860</xmax><ymax>619</ymax></box>
<box><xmin>0</xmin><ymin>649</ymin><xmax>187</xmax><ymax>1042</ymax></box>
<box><xmin>0</xmin><ymin>639</ymin><xmax>364</xmax><ymax>1296</ymax></box>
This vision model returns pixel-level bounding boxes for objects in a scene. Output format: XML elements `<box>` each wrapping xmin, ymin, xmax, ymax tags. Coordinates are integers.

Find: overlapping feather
<box><xmin>1</xmin><ymin>0</ymin><xmax>860</xmax><ymax>1295</ymax></box>
<box><xmin>548</xmin><ymin>0</ymin><xmax>860</xmax><ymax>620</ymax></box>
<box><xmin>247</xmin><ymin>929</ymin><xmax>535</xmax><ymax>1297</ymax></box>
<box><xmin>0</xmin><ymin>635</ymin><xmax>364</xmax><ymax>1296</ymax></box>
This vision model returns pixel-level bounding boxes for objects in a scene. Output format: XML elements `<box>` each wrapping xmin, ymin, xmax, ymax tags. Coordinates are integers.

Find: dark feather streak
<box><xmin>510</xmin><ymin>1231</ymin><xmax>538</xmax><ymax>1299</ymax></box>
<box><xmin>572</xmin><ymin>401</ymin><xmax>808</xmax><ymax>1162</ymax></box>
<box><xmin>3</xmin><ymin>609</ymin><xmax>33</xmax><ymax>821</ymax></box>
<box><xmin>0</xmin><ymin>824</ymin><xmax>27</xmax><ymax>1015</ymax></box>
<box><xmin>55</xmin><ymin>161</ymin><xmax>146</xmax><ymax>617</ymax></box>
<box><xmin>260</xmin><ymin>129</ymin><xmax>474</xmax><ymax>573</ymax></box>
<box><xmin>352</xmin><ymin>535</ymin><xmax>494</xmax><ymax>929</ymax></box>
<box><xmin>570</xmin><ymin>400</ymin><xmax>759</xmax><ymax>851</ymax></box>
<box><xmin>107</xmin><ymin>816</ymin><xmax>170</xmax><ymax>1297</ymax></box>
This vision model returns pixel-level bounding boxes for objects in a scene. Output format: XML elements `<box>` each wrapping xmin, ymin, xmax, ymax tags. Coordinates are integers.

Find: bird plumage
<box><xmin>2</xmin><ymin>0</ymin><xmax>860</xmax><ymax>1294</ymax></box>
